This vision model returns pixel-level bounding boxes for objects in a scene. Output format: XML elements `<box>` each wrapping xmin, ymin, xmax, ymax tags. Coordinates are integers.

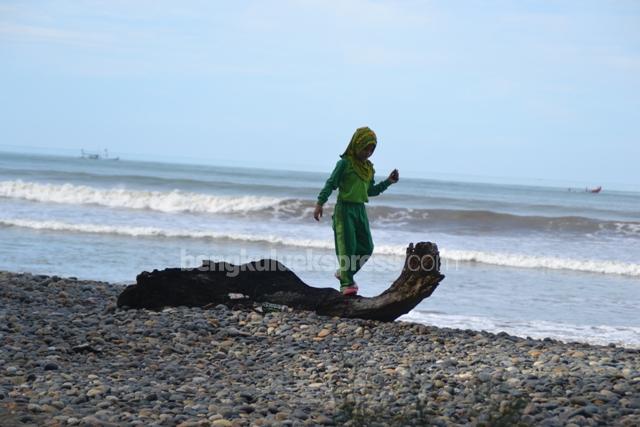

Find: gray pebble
<box><xmin>0</xmin><ymin>271</ymin><xmax>639</xmax><ymax>426</ymax></box>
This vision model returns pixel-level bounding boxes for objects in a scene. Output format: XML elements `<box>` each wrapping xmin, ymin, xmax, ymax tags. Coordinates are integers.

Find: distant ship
<box><xmin>567</xmin><ymin>186</ymin><xmax>602</xmax><ymax>193</ymax></box>
<box><xmin>80</xmin><ymin>149</ymin><xmax>119</xmax><ymax>161</ymax></box>
<box><xmin>586</xmin><ymin>186</ymin><xmax>602</xmax><ymax>193</ymax></box>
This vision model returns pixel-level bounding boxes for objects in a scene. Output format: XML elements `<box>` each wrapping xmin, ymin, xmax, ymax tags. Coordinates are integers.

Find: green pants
<box><xmin>332</xmin><ymin>200</ymin><xmax>374</xmax><ymax>287</ymax></box>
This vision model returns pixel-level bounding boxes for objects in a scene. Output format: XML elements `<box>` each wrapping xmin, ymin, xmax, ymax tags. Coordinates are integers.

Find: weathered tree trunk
<box><xmin>117</xmin><ymin>242</ymin><xmax>444</xmax><ymax>322</ymax></box>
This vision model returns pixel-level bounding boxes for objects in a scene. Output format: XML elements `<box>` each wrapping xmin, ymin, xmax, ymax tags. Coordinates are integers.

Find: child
<box><xmin>314</xmin><ymin>127</ymin><xmax>399</xmax><ymax>296</ymax></box>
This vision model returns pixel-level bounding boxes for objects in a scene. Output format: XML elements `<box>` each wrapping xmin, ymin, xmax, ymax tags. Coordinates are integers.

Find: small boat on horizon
<box><xmin>567</xmin><ymin>186</ymin><xmax>602</xmax><ymax>193</ymax></box>
<box><xmin>80</xmin><ymin>149</ymin><xmax>119</xmax><ymax>161</ymax></box>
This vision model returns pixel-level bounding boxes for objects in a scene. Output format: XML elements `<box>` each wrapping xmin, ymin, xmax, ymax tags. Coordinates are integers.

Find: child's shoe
<box><xmin>341</xmin><ymin>283</ymin><xmax>358</xmax><ymax>296</ymax></box>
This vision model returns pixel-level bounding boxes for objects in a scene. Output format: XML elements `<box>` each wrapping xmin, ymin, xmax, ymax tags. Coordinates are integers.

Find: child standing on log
<box><xmin>314</xmin><ymin>127</ymin><xmax>399</xmax><ymax>296</ymax></box>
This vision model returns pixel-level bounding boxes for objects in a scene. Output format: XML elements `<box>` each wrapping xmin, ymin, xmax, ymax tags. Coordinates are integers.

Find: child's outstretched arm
<box><xmin>314</xmin><ymin>159</ymin><xmax>347</xmax><ymax>221</ymax></box>
<box><xmin>368</xmin><ymin>169</ymin><xmax>399</xmax><ymax>197</ymax></box>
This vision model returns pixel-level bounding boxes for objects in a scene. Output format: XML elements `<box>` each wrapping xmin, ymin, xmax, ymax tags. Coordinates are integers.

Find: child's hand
<box><xmin>313</xmin><ymin>204</ymin><xmax>323</xmax><ymax>221</ymax></box>
<box><xmin>388</xmin><ymin>169</ymin><xmax>399</xmax><ymax>184</ymax></box>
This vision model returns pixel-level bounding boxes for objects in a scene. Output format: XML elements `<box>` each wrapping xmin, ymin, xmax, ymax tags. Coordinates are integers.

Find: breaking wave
<box><xmin>0</xmin><ymin>180</ymin><xmax>284</xmax><ymax>214</ymax></box>
<box><xmin>2</xmin><ymin>218</ymin><xmax>639</xmax><ymax>277</ymax></box>
<box><xmin>1</xmin><ymin>180</ymin><xmax>639</xmax><ymax>237</ymax></box>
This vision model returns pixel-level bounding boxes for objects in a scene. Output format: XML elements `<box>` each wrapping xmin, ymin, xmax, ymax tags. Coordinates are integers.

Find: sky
<box><xmin>1</xmin><ymin>1</ymin><xmax>639</xmax><ymax>189</ymax></box>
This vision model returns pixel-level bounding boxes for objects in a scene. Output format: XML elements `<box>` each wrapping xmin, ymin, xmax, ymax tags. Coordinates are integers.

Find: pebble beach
<box><xmin>1</xmin><ymin>271</ymin><xmax>639</xmax><ymax>426</ymax></box>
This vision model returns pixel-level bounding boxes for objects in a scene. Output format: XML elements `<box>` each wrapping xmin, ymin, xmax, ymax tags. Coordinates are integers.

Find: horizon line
<box><xmin>0</xmin><ymin>146</ymin><xmax>637</xmax><ymax>193</ymax></box>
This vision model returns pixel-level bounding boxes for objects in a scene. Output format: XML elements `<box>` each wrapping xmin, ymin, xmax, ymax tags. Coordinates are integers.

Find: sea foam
<box><xmin>399</xmin><ymin>311</ymin><xmax>640</xmax><ymax>348</ymax></box>
<box><xmin>3</xmin><ymin>180</ymin><xmax>639</xmax><ymax>238</ymax></box>
<box><xmin>2</xmin><ymin>218</ymin><xmax>639</xmax><ymax>277</ymax></box>
<box><xmin>0</xmin><ymin>180</ymin><xmax>283</xmax><ymax>214</ymax></box>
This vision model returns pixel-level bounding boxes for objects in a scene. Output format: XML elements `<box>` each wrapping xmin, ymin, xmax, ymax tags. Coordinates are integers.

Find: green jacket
<box><xmin>317</xmin><ymin>158</ymin><xmax>391</xmax><ymax>205</ymax></box>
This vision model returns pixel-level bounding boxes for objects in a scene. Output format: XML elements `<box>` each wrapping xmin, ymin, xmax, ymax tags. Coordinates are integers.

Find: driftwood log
<box><xmin>117</xmin><ymin>242</ymin><xmax>445</xmax><ymax>322</ymax></box>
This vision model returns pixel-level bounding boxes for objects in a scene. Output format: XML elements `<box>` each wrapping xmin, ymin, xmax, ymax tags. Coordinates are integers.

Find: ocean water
<box><xmin>1</xmin><ymin>152</ymin><xmax>639</xmax><ymax>347</ymax></box>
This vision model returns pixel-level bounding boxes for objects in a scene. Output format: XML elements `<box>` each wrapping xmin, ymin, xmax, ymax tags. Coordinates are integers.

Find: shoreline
<box><xmin>1</xmin><ymin>271</ymin><xmax>639</xmax><ymax>426</ymax></box>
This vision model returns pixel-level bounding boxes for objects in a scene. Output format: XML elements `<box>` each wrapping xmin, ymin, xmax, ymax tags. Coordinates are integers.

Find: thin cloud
<box><xmin>0</xmin><ymin>23</ymin><xmax>113</xmax><ymax>48</ymax></box>
<box><xmin>603</xmin><ymin>53</ymin><xmax>640</xmax><ymax>73</ymax></box>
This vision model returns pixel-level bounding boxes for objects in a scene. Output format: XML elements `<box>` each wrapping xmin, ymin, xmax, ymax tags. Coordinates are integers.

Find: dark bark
<box><xmin>117</xmin><ymin>242</ymin><xmax>444</xmax><ymax>322</ymax></box>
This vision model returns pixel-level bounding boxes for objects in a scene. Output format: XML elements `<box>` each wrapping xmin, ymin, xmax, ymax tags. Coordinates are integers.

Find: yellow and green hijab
<box><xmin>341</xmin><ymin>127</ymin><xmax>377</xmax><ymax>181</ymax></box>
